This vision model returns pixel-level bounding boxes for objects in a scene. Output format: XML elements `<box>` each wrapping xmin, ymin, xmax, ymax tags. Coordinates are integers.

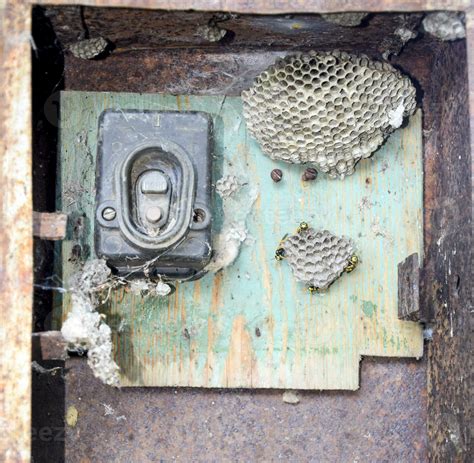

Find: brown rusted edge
<box><xmin>33</xmin><ymin>212</ymin><xmax>68</xmax><ymax>240</ymax></box>
<box><xmin>422</xmin><ymin>26</ymin><xmax>473</xmax><ymax>463</ymax></box>
<box><xmin>0</xmin><ymin>1</ymin><xmax>33</xmax><ymax>462</ymax></box>
<box><xmin>33</xmin><ymin>0</ymin><xmax>470</xmax><ymax>13</ymax></box>
<box><xmin>1</xmin><ymin>1</ymin><xmax>472</xmax><ymax>462</ymax></box>
<box><xmin>398</xmin><ymin>253</ymin><xmax>421</xmax><ymax>322</ymax></box>
<box><xmin>32</xmin><ymin>331</ymin><xmax>68</xmax><ymax>362</ymax></box>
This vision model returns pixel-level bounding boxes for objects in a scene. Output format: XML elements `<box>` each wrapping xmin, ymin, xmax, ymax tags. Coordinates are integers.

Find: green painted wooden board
<box><xmin>54</xmin><ymin>91</ymin><xmax>423</xmax><ymax>389</ymax></box>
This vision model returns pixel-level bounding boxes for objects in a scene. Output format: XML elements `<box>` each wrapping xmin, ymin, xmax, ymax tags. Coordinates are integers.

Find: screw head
<box><xmin>102</xmin><ymin>207</ymin><xmax>116</xmax><ymax>221</ymax></box>
<box><xmin>271</xmin><ymin>168</ymin><xmax>283</xmax><ymax>183</ymax></box>
<box><xmin>302</xmin><ymin>167</ymin><xmax>318</xmax><ymax>181</ymax></box>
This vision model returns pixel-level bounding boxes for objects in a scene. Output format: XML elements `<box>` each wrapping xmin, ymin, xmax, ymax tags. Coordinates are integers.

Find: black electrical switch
<box><xmin>95</xmin><ymin>110</ymin><xmax>212</xmax><ymax>280</ymax></box>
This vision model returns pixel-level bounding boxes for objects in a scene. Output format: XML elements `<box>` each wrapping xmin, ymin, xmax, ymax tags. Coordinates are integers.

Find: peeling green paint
<box><xmin>361</xmin><ymin>300</ymin><xmax>377</xmax><ymax>318</ymax></box>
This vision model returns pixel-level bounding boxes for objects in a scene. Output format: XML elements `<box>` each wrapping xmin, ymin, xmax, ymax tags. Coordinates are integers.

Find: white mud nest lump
<box><xmin>280</xmin><ymin>227</ymin><xmax>357</xmax><ymax>290</ymax></box>
<box><xmin>422</xmin><ymin>12</ymin><xmax>465</xmax><ymax>41</ymax></box>
<box><xmin>242</xmin><ymin>51</ymin><xmax>417</xmax><ymax>179</ymax></box>
<box><xmin>61</xmin><ymin>259</ymin><xmax>120</xmax><ymax>387</ymax></box>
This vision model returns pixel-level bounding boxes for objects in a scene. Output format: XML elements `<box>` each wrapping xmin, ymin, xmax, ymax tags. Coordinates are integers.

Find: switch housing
<box><xmin>95</xmin><ymin>110</ymin><xmax>212</xmax><ymax>280</ymax></box>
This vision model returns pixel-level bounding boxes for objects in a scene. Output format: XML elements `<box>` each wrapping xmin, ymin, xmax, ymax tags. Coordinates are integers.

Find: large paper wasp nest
<box><xmin>242</xmin><ymin>51</ymin><xmax>417</xmax><ymax>178</ymax></box>
<box><xmin>278</xmin><ymin>225</ymin><xmax>357</xmax><ymax>291</ymax></box>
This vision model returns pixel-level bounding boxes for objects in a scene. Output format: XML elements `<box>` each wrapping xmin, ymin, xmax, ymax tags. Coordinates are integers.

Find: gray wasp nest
<box><xmin>69</xmin><ymin>37</ymin><xmax>108</xmax><ymax>60</ymax></box>
<box><xmin>215</xmin><ymin>175</ymin><xmax>241</xmax><ymax>198</ymax></box>
<box><xmin>242</xmin><ymin>51</ymin><xmax>417</xmax><ymax>179</ymax></box>
<box><xmin>279</xmin><ymin>226</ymin><xmax>357</xmax><ymax>290</ymax></box>
<box><xmin>196</xmin><ymin>24</ymin><xmax>227</xmax><ymax>42</ymax></box>
<box><xmin>320</xmin><ymin>13</ymin><xmax>369</xmax><ymax>27</ymax></box>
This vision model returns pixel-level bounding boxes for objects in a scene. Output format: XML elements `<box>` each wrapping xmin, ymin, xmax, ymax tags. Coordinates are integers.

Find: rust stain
<box><xmin>193</xmin><ymin>280</ymin><xmax>201</xmax><ymax>304</ymax></box>
<box><xmin>204</xmin><ymin>316</ymin><xmax>216</xmax><ymax>386</ymax></box>
<box><xmin>173</xmin><ymin>285</ymin><xmax>180</xmax><ymax>320</ymax></box>
<box><xmin>166</xmin><ymin>292</ymin><xmax>171</xmax><ymax>322</ymax></box>
<box><xmin>223</xmin><ymin>315</ymin><xmax>256</xmax><ymax>387</ymax></box>
<box><xmin>258</xmin><ymin>237</ymin><xmax>272</xmax><ymax>298</ymax></box>
<box><xmin>210</xmin><ymin>272</ymin><xmax>223</xmax><ymax>314</ymax></box>
<box><xmin>180</xmin><ymin>290</ymin><xmax>186</xmax><ymax>324</ymax></box>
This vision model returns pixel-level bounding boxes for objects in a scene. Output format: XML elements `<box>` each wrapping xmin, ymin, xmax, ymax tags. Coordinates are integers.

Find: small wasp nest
<box><xmin>69</xmin><ymin>37</ymin><xmax>108</xmax><ymax>60</ymax></box>
<box><xmin>242</xmin><ymin>51</ymin><xmax>417</xmax><ymax>179</ymax></box>
<box><xmin>197</xmin><ymin>24</ymin><xmax>227</xmax><ymax>42</ymax></box>
<box><xmin>279</xmin><ymin>225</ymin><xmax>357</xmax><ymax>290</ymax></box>
<box><xmin>422</xmin><ymin>12</ymin><xmax>465</xmax><ymax>41</ymax></box>
<box><xmin>320</xmin><ymin>13</ymin><xmax>369</xmax><ymax>27</ymax></box>
<box><xmin>215</xmin><ymin>175</ymin><xmax>241</xmax><ymax>198</ymax></box>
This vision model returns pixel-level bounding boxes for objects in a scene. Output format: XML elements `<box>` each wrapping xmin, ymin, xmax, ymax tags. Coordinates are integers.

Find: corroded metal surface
<box><xmin>421</xmin><ymin>41</ymin><xmax>472</xmax><ymax>462</ymax></box>
<box><xmin>32</xmin><ymin>331</ymin><xmax>68</xmax><ymax>362</ymax></box>
<box><xmin>393</xmin><ymin>36</ymin><xmax>472</xmax><ymax>461</ymax></box>
<box><xmin>0</xmin><ymin>1</ymin><xmax>33</xmax><ymax>462</ymax></box>
<box><xmin>55</xmin><ymin>13</ymin><xmax>428</xmax><ymax>94</ymax></box>
<box><xmin>35</xmin><ymin>0</ymin><xmax>471</xmax><ymax>14</ymax></box>
<box><xmin>47</xmin><ymin>9</ymin><xmax>421</xmax><ymax>52</ymax></box>
<box><xmin>60</xmin><ymin>357</ymin><xmax>427</xmax><ymax>462</ymax></box>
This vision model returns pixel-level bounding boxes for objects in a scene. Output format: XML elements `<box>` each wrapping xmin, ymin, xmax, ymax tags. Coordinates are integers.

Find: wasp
<box><xmin>308</xmin><ymin>285</ymin><xmax>320</xmax><ymax>293</ymax></box>
<box><xmin>275</xmin><ymin>233</ymin><xmax>289</xmax><ymax>261</ymax></box>
<box><xmin>297</xmin><ymin>222</ymin><xmax>309</xmax><ymax>233</ymax></box>
<box><xmin>275</xmin><ymin>247</ymin><xmax>286</xmax><ymax>261</ymax></box>
<box><xmin>344</xmin><ymin>255</ymin><xmax>359</xmax><ymax>273</ymax></box>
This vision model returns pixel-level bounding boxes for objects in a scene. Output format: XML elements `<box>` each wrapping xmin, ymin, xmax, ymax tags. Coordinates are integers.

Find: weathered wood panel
<box><xmin>0</xmin><ymin>1</ymin><xmax>32</xmax><ymax>462</ymax></box>
<box><xmin>55</xmin><ymin>91</ymin><xmax>423</xmax><ymax>389</ymax></box>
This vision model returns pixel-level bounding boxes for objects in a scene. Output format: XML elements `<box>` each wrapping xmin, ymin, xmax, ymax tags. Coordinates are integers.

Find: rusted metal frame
<box><xmin>468</xmin><ymin>11</ymin><xmax>474</xmax><ymax>230</ymax></box>
<box><xmin>32</xmin><ymin>0</ymin><xmax>471</xmax><ymax>13</ymax></box>
<box><xmin>56</xmin><ymin>356</ymin><xmax>427</xmax><ymax>462</ymax></box>
<box><xmin>0</xmin><ymin>1</ymin><xmax>33</xmax><ymax>462</ymax></box>
<box><xmin>32</xmin><ymin>331</ymin><xmax>68</xmax><ymax>362</ymax></box>
<box><xmin>0</xmin><ymin>1</ymin><xmax>472</xmax><ymax>462</ymax></box>
<box><xmin>421</xmin><ymin>28</ymin><xmax>472</xmax><ymax>461</ymax></box>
